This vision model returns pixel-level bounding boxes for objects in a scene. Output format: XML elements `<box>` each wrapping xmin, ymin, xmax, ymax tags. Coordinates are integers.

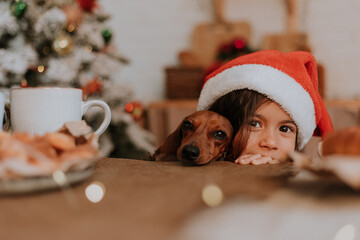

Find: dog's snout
<box><xmin>181</xmin><ymin>145</ymin><xmax>200</xmax><ymax>161</ymax></box>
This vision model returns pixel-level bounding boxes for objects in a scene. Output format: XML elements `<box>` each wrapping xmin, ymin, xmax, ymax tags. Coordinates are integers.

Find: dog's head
<box><xmin>152</xmin><ymin>111</ymin><xmax>233</xmax><ymax>165</ymax></box>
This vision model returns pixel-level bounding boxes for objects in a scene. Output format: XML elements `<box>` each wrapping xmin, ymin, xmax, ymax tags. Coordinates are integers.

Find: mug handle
<box><xmin>82</xmin><ymin>100</ymin><xmax>111</xmax><ymax>136</ymax></box>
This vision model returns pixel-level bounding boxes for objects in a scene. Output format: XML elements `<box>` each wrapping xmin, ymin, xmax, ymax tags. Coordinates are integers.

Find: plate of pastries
<box><xmin>0</xmin><ymin>121</ymin><xmax>99</xmax><ymax>194</ymax></box>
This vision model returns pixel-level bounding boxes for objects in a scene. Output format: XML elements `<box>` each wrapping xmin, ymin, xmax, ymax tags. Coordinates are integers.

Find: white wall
<box><xmin>102</xmin><ymin>0</ymin><xmax>360</xmax><ymax>102</ymax></box>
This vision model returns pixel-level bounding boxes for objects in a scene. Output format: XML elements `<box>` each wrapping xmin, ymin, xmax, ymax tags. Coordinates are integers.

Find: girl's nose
<box><xmin>259</xmin><ymin>129</ymin><xmax>278</xmax><ymax>150</ymax></box>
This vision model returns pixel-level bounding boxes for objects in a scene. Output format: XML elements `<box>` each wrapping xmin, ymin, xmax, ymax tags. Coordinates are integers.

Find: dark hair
<box><xmin>208</xmin><ymin>89</ymin><xmax>268</xmax><ymax>160</ymax></box>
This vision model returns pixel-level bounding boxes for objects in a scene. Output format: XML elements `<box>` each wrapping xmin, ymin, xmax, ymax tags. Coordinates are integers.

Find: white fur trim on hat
<box><xmin>197</xmin><ymin>64</ymin><xmax>316</xmax><ymax>149</ymax></box>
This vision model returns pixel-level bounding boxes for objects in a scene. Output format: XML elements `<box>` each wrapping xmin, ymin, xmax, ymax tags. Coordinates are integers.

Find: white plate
<box><xmin>0</xmin><ymin>165</ymin><xmax>96</xmax><ymax>195</ymax></box>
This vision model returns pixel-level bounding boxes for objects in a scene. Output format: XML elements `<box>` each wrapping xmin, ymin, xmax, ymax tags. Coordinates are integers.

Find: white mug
<box><xmin>0</xmin><ymin>92</ymin><xmax>4</xmax><ymax>130</ymax></box>
<box><xmin>10</xmin><ymin>87</ymin><xmax>111</xmax><ymax>136</ymax></box>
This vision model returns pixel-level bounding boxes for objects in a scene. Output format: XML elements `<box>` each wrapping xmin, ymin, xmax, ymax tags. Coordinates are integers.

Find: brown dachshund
<box><xmin>151</xmin><ymin>111</ymin><xmax>233</xmax><ymax>165</ymax></box>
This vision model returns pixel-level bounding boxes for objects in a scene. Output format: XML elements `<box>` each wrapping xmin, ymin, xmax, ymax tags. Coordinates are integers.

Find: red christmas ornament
<box><xmin>76</xmin><ymin>0</ymin><xmax>97</xmax><ymax>12</ymax></box>
<box><xmin>125</xmin><ymin>103</ymin><xmax>134</xmax><ymax>113</ymax></box>
<box><xmin>125</xmin><ymin>101</ymin><xmax>144</xmax><ymax>121</ymax></box>
<box><xmin>234</xmin><ymin>38</ymin><xmax>245</xmax><ymax>50</ymax></box>
<box><xmin>21</xmin><ymin>79</ymin><xmax>28</xmax><ymax>88</ymax></box>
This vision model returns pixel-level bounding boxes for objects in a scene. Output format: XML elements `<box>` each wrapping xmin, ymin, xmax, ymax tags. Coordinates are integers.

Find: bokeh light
<box><xmin>52</xmin><ymin>170</ymin><xmax>67</xmax><ymax>185</ymax></box>
<box><xmin>85</xmin><ymin>181</ymin><xmax>106</xmax><ymax>203</ymax></box>
<box><xmin>37</xmin><ymin>65</ymin><xmax>45</xmax><ymax>73</ymax></box>
<box><xmin>201</xmin><ymin>184</ymin><xmax>224</xmax><ymax>207</ymax></box>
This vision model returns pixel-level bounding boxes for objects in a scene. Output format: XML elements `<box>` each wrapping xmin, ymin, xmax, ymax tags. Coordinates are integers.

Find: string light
<box><xmin>52</xmin><ymin>170</ymin><xmax>67</xmax><ymax>186</ymax></box>
<box><xmin>67</xmin><ymin>24</ymin><xmax>75</xmax><ymax>33</ymax></box>
<box><xmin>37</xmin><ymin>65</ymin><xmax>45</xmax><ymax>73</ymax></box>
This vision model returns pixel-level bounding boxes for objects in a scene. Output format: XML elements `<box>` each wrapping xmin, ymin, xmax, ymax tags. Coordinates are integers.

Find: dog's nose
<box><xmin>181</xmin><ymin>145</ymin><xmax>200</xmax><ymax>161</ymax></box>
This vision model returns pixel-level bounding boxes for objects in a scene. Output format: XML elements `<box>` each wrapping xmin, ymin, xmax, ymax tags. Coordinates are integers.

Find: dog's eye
<box><xmin>182</xmin><ymin>121</ymin><xmax>193</xmax><ymax>131</ymax></box>
<box><xmin>213</xmin><ymin>130</ymin><xmax>227</xmax><ymax>140</ymax></box>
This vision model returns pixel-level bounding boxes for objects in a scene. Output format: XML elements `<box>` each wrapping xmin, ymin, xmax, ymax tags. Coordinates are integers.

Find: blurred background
<box><xmin>103</xmin><ymin>0</ymin><xmax>360</xmax><ymax>101</ymax></box>
<box><xmin>103</xmin><ymin>0</ymin><xmax>360</xmax><ymax>158</ymax></box>
<box><xmin>1</xmin><ymin>0</ymin><xmax>360</xmax><ymax>159</ymax></box>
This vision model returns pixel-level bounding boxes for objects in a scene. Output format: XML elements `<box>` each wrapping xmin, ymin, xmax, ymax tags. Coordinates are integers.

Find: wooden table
<box><xmin>1</xmin><ymin>158</ymin><xmax>359</xmax><ymax>240</ymax></box>
<box><xmin>0</xmin><ymin>158</ymin><xmax>293</xmax><ymax>240</ymax></box>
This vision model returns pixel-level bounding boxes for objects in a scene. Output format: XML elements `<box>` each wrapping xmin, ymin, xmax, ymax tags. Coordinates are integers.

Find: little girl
<box><xmin>197</xmin><ymin>50</ymin><xmax>333</xmax><ymax>165</ymax></box>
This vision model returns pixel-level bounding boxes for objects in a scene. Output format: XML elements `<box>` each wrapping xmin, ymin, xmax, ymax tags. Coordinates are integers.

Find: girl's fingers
<box><xmin>251</xmin><ymin>156</ymin><xmax>272</xmax><ymax>165</ymax></box>
<box><xmin>234</xmin><ymin>154</ymin><xmax>250</xmax><ymax>164</ymax></box>
<box><xmin>235</xmin><ymin>155</ymin><xmax>281</xmax><ymax>165</ymax></box>
<box><xmin>239</xmin><ymin>154</ymin><xmax>260</xmax><ymax>164</ymax></box>
<box><xmin>235</xmin><ymin>154</ymin><xmax>261</xmax><ymax>164</ymax></box>
<box><xmin>268</xmin><ymin>158</ymin><xmax>280</xmax><ymax>164</ymax></box>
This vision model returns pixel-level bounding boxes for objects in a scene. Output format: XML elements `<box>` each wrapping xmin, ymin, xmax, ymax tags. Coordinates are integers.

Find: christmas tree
<box><xmin>0</xmin><ymin>0</ymin><xmax>155</xmax><ymax>159</ymax></box>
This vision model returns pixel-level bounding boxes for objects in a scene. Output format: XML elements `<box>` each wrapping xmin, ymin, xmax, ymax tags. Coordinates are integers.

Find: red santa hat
<box><xmin>197</xmin><ymin>50</ymin><xmax>333</xmax><ymax>149</ymax></box>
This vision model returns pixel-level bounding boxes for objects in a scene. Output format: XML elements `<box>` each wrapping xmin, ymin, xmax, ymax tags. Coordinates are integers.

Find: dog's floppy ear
<box><xmin>151</xmin><ymin>122</ymin><xmax>183</xmax><ymax>161</ymax></box>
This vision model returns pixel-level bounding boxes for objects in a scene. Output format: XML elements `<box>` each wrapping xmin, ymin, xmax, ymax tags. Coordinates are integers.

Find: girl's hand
<box><xmin>234</xmin><ymin>154</ymin><xmax>280</xmax><ymax>165</ymax></box>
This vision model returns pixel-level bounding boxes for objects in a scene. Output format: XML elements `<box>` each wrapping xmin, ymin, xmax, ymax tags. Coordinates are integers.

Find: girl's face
<box><xmin>241</xmin><ymin>101</ymin><xmax>297</xmax><ymax>161</ymax></box>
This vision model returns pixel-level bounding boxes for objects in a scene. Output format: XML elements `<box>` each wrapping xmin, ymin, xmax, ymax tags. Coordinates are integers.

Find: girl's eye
<box><xmin>182</xmin><ymin>121</ymin><xmax>193</xmax><ymax>130</ymax></box>
<box><xmin>213</xmin><ymin>130</ymin><xmax>227</xmax><ymax>140</ymax></box>
<box><xmin>249</xmin><ymin>120</ymin><xmax>261</xmax><ymax>128</ymax></box>
<box><xmin>279</xmin><ymin>125</ymin><xmax>294</xmax><ymax>133</ymax></box>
